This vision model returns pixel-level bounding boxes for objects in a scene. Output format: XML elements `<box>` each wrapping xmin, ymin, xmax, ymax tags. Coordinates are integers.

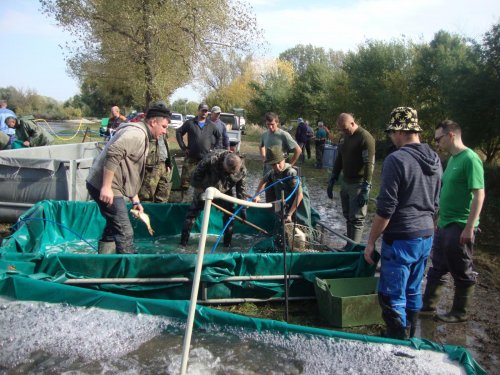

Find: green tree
<box><xmin>343</xmin><ymin>39</ymin><xmax>415</xmax><ymax>136</ymax></box>
<box><xmin>40</xmin><ymin>0</ymin><xmax>261</xmax><ymax>108</ymax></box>
<box><xmin>279</xmin><ymin>44</ymin><xmax>343</xmax><ymax>75</ymax></box>
<box><xmin>248</xmin><ymin>59</ymin><xmax>295</xmax><ymax>124</ymax></box>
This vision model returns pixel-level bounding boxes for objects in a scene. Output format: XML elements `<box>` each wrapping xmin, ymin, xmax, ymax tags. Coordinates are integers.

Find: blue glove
<box><xmin>326</xmin><ymin>175</ymin><xmax>337</xmax><ymax>199</ymax></box>
<box><xmin>357</xmin><ymin>181</ymin><xmax>371</xmax><ymax>207</ymax></box>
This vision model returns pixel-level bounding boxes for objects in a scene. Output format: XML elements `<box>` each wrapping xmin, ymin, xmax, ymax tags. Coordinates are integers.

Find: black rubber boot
<box><xmin>436</xmin><ymin>284</ymin><xmax>475</xmax><ymax>323</ymax></box>
<box><xmin>406</xmin><ymin>310</ymin><xmax>418</xmax><ymax>338</ymax></box>
<box><xmin>421</xmin><ymin>281</ymin><xmax>444</xmax><ymax>315</ymax></box>
<box><xmin>379</xmin><ymin>293</ymin><xmax>407</xmax><ymax>340</ymax></box>
<box><xmin>223</xmin><ymin>226</ymin><xmax>233</xmax><ymax>247</ymax></box>
<box><xmin>180</xmin><ymin>217</ymin><xmax>195</xmax><ymax>246</ymax></box>
<box><xmin>98</xmin><ymin>241</ymin><xmax>116</xmax><ymax>254</ymax></box>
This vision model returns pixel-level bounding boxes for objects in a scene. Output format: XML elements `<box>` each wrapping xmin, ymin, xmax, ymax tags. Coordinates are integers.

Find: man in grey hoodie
<box><xmin>86</xmin><ymin>101</ymin><xmax>171</xmax><ymax>254</ymax></box>
<box><xmin>364</xmin><ymin>107</ymin><xmax>442</xmax><ymax>339</ymax></box>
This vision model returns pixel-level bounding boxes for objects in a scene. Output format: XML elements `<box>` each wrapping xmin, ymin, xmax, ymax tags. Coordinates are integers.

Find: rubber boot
<box><xmin>436</xmin><ymin>284</ymin><xmax>475</xmax><ymax>323</ymax></box>
<box><xmin>379</xmin><ymin>293</ymin><xmax>407</xmax><ymax>340</ymax></box>
<box><xmin>420</xmin><ymin>282</ymin><xmax>444</xmax><ymax>315</ymax></box>
<box><xmin>406</xmin><ymin>310</ymin><xmax>418</xmax><ymax>338</ymax></box>
<box><xmin>98</xmin><ymin>241</ymin><xmax>116</xmax><ymax>254</ymax></box>
<box><xmin>180</xmin><ymin>217</ymin><xmax>195</xmax><ymax>246</ymax></box>
<box><xmin>223</xmin><ymin>226</ymin><xmax>233</xmax><ymax>247</ymax></box>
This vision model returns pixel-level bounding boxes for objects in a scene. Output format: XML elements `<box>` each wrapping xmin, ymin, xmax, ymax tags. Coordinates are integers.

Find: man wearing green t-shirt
<box><xmin>326</xmin><ymin>113</ymin><xmax>375</xmax><ymax>243</ymax></box>
<box><xmin>422</xmin><ymin>120</ymin><xmax>485</xmax><ymax>323</ymax></box>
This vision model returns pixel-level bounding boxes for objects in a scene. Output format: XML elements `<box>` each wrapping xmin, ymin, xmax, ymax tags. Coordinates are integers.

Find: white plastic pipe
<box><xmin>179</xmin><ymin>187</ymin><xmax>272</xmax><ymax>375</ymax></box>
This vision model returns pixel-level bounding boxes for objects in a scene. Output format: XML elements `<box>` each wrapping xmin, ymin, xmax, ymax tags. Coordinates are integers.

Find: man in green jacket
<box><xmin>326</xmin><ymin>113</ymin><xmax>375</xmax><ymax>243</ymax></box>
<box><xmin>5</xmin><ymin>116</ymin><xmax>54</xmax><ymax>147</ymax></box>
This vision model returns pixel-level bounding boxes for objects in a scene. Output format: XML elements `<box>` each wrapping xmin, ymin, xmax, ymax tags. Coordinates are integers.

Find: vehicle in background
<box><xmin>219</xmin><ymin>112</ymin><xmax>239</xmax><ymax>131</ymax></box>
<box><xmin>129</xmin><ymin>112</ymin><xmax>145</xmax><ymax>123</ymax></box>
<box><xmin>169</xmin><ymin>113</ymin><xmax>184</xmax><ymax>129</ymax></box>
<box><xmin>232</xmin><ymin>108</ymin><xmax>246</xmax><ymax>134</ymax></box>
<box><xmin>185</xmin><ymin>115</ymin><xmax>195</xmax><ymax>121</ymax></box>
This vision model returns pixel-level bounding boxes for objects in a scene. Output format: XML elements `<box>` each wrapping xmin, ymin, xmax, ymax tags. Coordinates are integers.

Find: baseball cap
<box><xmin>211</xmin><ymin>106</ymin><xmax>221</xmax><ymax>113</ymax></box>
<box><xmin>146</xmin><ymin>101</ymin><xmax>171</xmax><ymax>119</ymax></box>
<box><xmin>198</xmin><ymin>103</ymin><xmax>209</xmax><ymax>111</ymax></box>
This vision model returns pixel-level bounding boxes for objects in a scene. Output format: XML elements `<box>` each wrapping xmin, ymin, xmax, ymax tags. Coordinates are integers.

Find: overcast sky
<box><xmin>0</xmin><ymin>0</ymin><xmax>498</xmax><ymax>103</ymax></box>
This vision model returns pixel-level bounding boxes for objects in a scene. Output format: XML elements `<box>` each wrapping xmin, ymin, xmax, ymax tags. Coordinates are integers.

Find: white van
<box><xmin>169</xmin><ymin>112</ymin><xmax>184</xmax><ymax>129</ymax></box>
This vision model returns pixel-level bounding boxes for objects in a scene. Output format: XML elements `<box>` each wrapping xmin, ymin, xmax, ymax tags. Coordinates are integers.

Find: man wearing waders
<box><xmin>421</xmin><ymin>120</ymin><xmax>484</xmax><ymax>323</ymax></box>
<box><xmin>326</xmin><ymin>113</ymin><xmax>375</xmax><ymax>243</ymax></box>
<box><xmin>364</xmin><ymin>107</ymin><xmax>442</xmax><ymax>339</ymax></box>
<box><xmin>86</xmin><ymin>102</ymin><xmax>170</xmax><ymax>254</ymax></box>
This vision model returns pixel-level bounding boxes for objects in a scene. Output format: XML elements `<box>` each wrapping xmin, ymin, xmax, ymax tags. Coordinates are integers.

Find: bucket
<box><xmin>322</xmin><ymin>144</ymin><xmax>337</xmax><ymax>169</ymax></box>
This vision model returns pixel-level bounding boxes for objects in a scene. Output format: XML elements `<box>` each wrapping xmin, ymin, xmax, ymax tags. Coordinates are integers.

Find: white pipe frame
<box><xmin>180</xmin><ymin>187</ymin><xmax>272</xmax><ymax>375</ymax></box>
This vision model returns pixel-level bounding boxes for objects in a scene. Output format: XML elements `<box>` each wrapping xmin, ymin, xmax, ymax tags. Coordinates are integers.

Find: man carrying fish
<box><xmin>86</xmin><ymin>101</ymin><xmax>171</xmax><ymax>254</ymax></box>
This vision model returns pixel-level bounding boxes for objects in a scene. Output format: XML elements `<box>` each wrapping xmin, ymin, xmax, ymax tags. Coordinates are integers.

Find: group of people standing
<box><xmin>0</xmin><ymin>99</ymin><xmax>54</xmax><ymax>150</ymax></box>
<box><xmin>86</xmin><ymin>101</ymin><xmax>485</xmax><ymax>342</ymax></box>
<box><xmin>324</xmin><ymin>107</ymin><xmax>484</xmax><ymax>340</ymax></box>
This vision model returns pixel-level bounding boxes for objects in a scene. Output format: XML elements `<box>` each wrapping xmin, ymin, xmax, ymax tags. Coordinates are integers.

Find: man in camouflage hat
<box><xmin>364</xmin><ymin>106</ymin><xmax>442</xmax><ymax>339</ymax></box>
<box><xmin>180</xmin><ymin>150</ymin><xmax>248</xmax><ymax>247</ymax></box>
<box><xmin>253</xmin><ymin>145</ymin><xmax>308</xmax><ymax>226</ymax></box>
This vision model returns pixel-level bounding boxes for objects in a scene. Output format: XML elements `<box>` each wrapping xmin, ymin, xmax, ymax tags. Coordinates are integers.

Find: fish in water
<box><xmin>130</xmin><ymin>209</ymin><xmax>154</xmax><ymax>236</ymax></box>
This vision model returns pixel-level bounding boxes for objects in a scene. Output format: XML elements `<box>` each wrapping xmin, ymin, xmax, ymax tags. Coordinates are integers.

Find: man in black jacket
<box><xmin>176</xmin><ymin>103</ymin><xmax>222</xmax><ymax>199</ymax></box>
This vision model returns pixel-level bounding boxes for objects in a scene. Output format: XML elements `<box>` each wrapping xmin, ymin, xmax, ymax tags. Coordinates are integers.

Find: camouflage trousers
<box><xmin>139</xmin><ymin>162</ymin><xmax>172</xmax><ymax>202</ymax></box>
<box><xmin>180</xmin><ymin>157</ymin><xmax>201</xmax><ymax>190</ymax></box>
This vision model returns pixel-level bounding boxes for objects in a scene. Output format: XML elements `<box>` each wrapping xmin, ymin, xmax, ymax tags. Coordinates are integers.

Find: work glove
<box><xmin>357</xmin><ymin>181</ymin><xmax>371</xmax><ymax>207</ymax></box>
<box><xmin>326</xmin><ymin>175</ymin><xmax>337</xmax><ymax>199</ymax></box>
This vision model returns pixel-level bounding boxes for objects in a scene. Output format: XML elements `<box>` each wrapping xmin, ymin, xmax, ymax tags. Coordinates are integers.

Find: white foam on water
<box><xmin>0</xmin><ymin>297</ymin><xmax>467</xmax><ymax>375</ymax></box>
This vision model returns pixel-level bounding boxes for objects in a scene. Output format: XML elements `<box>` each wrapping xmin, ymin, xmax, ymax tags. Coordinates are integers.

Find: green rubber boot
<box><xmin>420</xmin><ymin>282</ymin><xmax>444</xmax><ymax>315</ymax></box>
<box><xmin>98</xmin><ymin>241</ymin><xmax>116</xmax><ymax>254</ymax></box>
<box><xmin>436</xmin><ymin>285</ymin><xmax>475</xmax><ymax>323</ymax></box>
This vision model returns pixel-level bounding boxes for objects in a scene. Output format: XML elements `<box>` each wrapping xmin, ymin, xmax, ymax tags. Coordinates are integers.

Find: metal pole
<box><xmin>64</xmin><ymin>274</ymin><xmax>304</xmax><ymax>285</ymax></box>
<box><xmin>179</xmin><ymin>189</ymin><xmax>214</xmax><ymax>375</ymax></box>
<box><xmin>281</xmin><ymin>191</ymin><xmax>289</xmax><ymax>323</ymax></box>
<box><xmin>179</xmin><ymin>187</ymin><xmax>272</xmax><ymax>375</ymax></box>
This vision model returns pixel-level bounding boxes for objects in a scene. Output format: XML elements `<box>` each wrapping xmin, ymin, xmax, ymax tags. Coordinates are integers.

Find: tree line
<box><xmin>3</xmin><ymin>1</ymin><xmax>498</xmax><ymax>162</ymax></box>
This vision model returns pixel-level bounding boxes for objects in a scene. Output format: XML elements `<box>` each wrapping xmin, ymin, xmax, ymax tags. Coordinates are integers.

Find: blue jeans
<box><xmin>87</xmin><ymin>182</ymin><xmax>135</xmax><ymax>254</ymax></box>
<box><xmin>378</xmin><ymin>236</ymin><xmax>433</xmax><ymax>326</ymax></box>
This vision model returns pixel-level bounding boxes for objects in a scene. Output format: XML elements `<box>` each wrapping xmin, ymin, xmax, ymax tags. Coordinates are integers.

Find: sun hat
<box><xmin>386</xmin><ymin>107</ymin><xmax>422</xmax><ymax>133</ymax></box>
<box><xmin>266</xmin><ymin>146</ymin><xmax>286</xmax><ymax>164</ymax></box>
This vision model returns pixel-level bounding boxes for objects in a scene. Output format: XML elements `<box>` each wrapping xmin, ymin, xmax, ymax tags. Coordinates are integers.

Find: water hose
<box><xmin>210</xmin><ymin>175</ymin><xmax>301</xmax><ymax>253</ymax></box>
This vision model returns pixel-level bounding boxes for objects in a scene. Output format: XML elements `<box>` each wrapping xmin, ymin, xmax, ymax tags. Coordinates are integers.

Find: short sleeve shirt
<box><xmin>438</xmin><ymin>148</ymin><xmax>484</xmax><ymax>228</ymax></box>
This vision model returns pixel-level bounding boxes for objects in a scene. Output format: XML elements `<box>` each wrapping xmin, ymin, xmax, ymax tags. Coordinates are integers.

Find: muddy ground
<box><xmin>0</xmin><ymin>129</ymin><xmax>498</xmax><ymax>374</ymax></box>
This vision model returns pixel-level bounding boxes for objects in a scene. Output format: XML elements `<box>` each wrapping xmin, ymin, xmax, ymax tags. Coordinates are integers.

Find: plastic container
<box><xmin>322</xmin><ymin>144</ymin><xmax>337</xmax><ymax>169</ymax></box>
<box><xmin>314</xmin><ymin>276</ymin><xmax>383</xmax><ymax>327</ymax></box>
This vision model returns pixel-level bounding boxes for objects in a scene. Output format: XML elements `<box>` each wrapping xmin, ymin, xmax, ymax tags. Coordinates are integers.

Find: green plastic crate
<box><xmin>314</xmin><ymin>276</ymin><xmax>383</xmax><ymax>327</ymax></box>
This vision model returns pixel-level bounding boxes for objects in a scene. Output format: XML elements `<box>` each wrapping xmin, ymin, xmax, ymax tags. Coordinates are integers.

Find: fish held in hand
<box><xmin>130</xmin><ymin>209</ymin><xmax>154</xmax><ymax>236</ymax></box>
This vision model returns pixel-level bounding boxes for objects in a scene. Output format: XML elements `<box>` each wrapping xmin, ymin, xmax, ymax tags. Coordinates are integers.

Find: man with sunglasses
<box><xmin>364</xmin><ymin>107</ymin><xmax>442</xmax><ymax>339</ymax></box>
<box><xmin>176</xmin><ymin>103</ymin><xmax>223</xmax><ymax>199</ymax></box>
<box><xmin>421</xmin><ymin>120</ymin><xmax>485</xmax><ymax>323</ymax></box>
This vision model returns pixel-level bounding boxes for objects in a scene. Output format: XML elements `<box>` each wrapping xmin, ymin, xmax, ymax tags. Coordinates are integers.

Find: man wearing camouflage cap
<box><xmin>364</xmin><ymin>107</ymin><xmax>442</xmax><ymax>339</ymax></box>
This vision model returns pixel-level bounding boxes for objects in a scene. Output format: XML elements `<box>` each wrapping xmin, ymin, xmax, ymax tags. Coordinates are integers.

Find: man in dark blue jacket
<box><xmin>364</xmin><ymin>107</ymin><xmax>442</xmax><ymax>339</ymax></box>
<box><xmin>176</xmin><ymin>103</ymin><xmax>222</xmax><ymax>198</ymax></box>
